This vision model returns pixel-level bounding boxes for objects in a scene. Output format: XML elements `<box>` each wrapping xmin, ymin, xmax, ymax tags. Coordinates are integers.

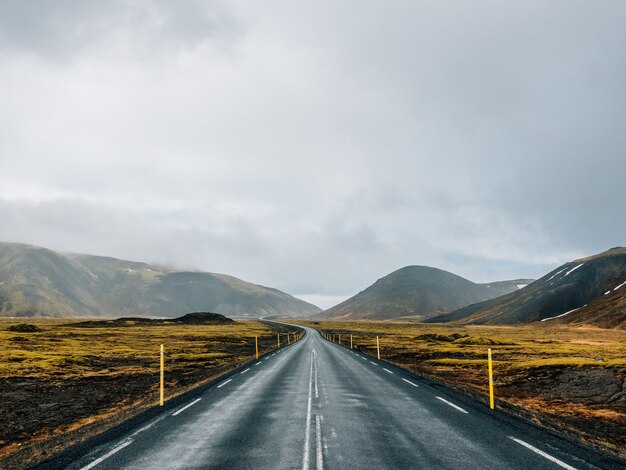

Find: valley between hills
<box><xmin>0</xmin><ymin>242</ymin><xmax>624</xmax><ymax>466</ymax></box>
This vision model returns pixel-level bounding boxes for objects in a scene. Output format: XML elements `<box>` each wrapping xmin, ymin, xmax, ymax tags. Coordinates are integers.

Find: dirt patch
<box><xmin>0</xmin><ymin>375</ymin><xmax>151</xmax><ymax>447</ymax></box>
<box><xmin>6</xmin><ymin>323</ymin><xmax>41</xmax><ymax>333</ymax></box>
<box><xmin>503</xmin><ymin>366</ymin><xmax>626</xmax><ymax>407</ymax></box>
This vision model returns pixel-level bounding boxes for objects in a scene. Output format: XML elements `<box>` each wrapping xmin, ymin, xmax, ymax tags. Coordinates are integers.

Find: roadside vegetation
<box><xmin>0</xmin><ymin>317</ymin><xmax>298</xmax><ymax>466</ymax></box>
<box><xmin>299</xmin><ymin>320</ymin><xmax>626</xmax><ymax>458</ymax></box>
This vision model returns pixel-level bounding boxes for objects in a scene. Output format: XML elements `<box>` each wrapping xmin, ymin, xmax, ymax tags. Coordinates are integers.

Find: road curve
<box><xmin>44</xmin><ymin>327</ymin><xmax>623</xmax><ymax>469</ymax></box>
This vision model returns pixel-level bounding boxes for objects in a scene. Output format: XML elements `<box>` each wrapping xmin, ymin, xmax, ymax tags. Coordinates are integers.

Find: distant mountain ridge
<box><xmin>0</xmin><ymin>242</ymin><xmax>321</xmax><ymax>318</ymax></box>
<box><xmin>319</xmin><ymin>265</ymin><xmax>533</xmax><ymax>320</ymax></box>
<box><xmin>428</xmin><ymin>247</ymin><xmax>626</xmax><ymax>328</ymax></box>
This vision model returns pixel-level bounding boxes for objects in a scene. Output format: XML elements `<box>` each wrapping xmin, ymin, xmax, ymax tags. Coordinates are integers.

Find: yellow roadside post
<box><xmin>350</xmin><ymin>334</ymin><xmax>353</xmax><ymax>349</ymax></box>
<box><xmin>376</xmin><ymin>336</ymin><xmax>381</xmax><ymax>360</ymax></box>
<box><xmin>160</xmin><ymin>344</ymin><xmax>164</xmax><ymax>406</ymax></box>
<box><xmin>339</xmin><ymin>334</ymin><xmax>341</xmax><ymax>345</ymax></box>
<box><xmin>488</xmin><ymin>348</ymin><xmax>495</xmax><ymax>409</ymax></box>
<box><xmin>288</xmin><ymin>333</ymin><xmax>291</xmax><ymax>345</ymax></box>
<box><xmin>255</xmin><ymin>336</ymin><xmax>259</xmax><ymax>360</ymax></box>
<box><xmin>278</xmin><ymin>334</ymin><xmax>281</xmax><ymax>348</ymax></box>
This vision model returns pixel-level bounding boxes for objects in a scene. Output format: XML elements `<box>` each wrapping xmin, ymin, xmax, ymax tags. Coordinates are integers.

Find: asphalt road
<box><xmin>50</xmin><ymin>327</ymin><xmax>623</xmax><ymax>470</ymax></box>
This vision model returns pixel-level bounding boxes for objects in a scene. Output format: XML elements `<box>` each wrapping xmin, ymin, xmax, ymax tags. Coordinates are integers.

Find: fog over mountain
<box><xmin>1</xmin><ymin>1</ymin><xmax>624</xmax><ymax>304</ymax></box>
<box><xmin>0</xmin><ymin>242</ymin><xmax>320</xmax><ymax>318</ymax></box>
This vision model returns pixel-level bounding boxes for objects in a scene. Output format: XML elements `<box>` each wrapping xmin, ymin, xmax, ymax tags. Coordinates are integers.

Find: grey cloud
<box><xmin>0</xmin><ymin>0</ymin><xmax>238</xmax><ymax>59</ymax></box>
<box><xmin>0</xmin><ymin>1</ymin><xmax>624</xmax><ymax>303</ymax></box>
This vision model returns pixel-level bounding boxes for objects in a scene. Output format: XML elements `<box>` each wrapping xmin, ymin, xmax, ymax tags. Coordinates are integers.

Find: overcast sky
<box><xmin>1</xmin><ymin>1</ymin><xmax>624</xmax><ymax>309</ymax></box>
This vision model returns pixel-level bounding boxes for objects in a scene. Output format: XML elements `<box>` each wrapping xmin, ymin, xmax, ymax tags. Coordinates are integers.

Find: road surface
<box><xmin>45</xmin><ymin>327</ymin><xmax>623</xmax><ymax>469</ymax></box>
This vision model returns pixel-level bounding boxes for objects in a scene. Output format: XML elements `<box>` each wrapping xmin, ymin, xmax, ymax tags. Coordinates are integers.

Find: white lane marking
<box><xmin>172</xmin><ymin>398</ymin><xmax>202</xmax><ymax>416</ymax></box>
<box><xmin>255</xmin><ymin>362</ymin><xmax>262</xmax><ymax>366</ymax></box>
<box><xmin>264</xmin><ymin>357</ymin><xmax>269</xmax><ymax>361</ymax></box>
<box><xmin>315</xmin><ymin>415</ymin><xmax>324</xmax><ymax>470</ymax></box>
<box><xmin>217</xmin><ymin>379</ymin><xmax>232</xmax><ymax>388</ymax></box>
<box><xmin>369</xmin><ymin>361</ymin><xmax>377</xmax><ymax>365</ymax></box>
<box><xmin>240</xmin><ymin>368</ymin><xmax>251</xmax><ymax>375</ymax></box>
<box><xmin>383</xmin><ymin>368</ymin><xmax>394</xmax><ymax>374</ymax></box>
<box><xmin>303</xmin><ymin>351</ymin><xmax>314</xmax><ymax>470</ymax></box>
<box><xmin>314</xmin><ymin>352</ymin><xmax>319</xmax><ymax>399</ymax></box>
<box><xmin>360</xmin><ymin>356</ymin><xmax>367</xmax><ymax>360</ymax></box>
<box><xmin>508</xmin><ymin>437</ymin><xmax>577</xmax><ymax>470</ymax></box>
<box><xmin>402</xmin><ymin>378</ymin><xmax>419</xmax><ymax>388</ymax></box>
<box><xmin>129</xmin><ymin>414</ymin><xmax>168</xmax><ymax>437</ymax></box>
<box><xmin>436</xmin><ymin>396</ymin><xmax>468</xmax><ymax>414</ymax></box>
<box><xmin>80</xmin><ymin>439</ymin><xmax>133</xmax><ymax>470</ymax></box>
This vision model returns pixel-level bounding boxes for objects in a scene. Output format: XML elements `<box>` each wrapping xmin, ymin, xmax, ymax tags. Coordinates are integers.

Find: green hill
<box><xmin>428</xmin><ymin>247</ymin><xmax>626</xmax><ymax>328</ymax></box>
<box><xmin>319</xmin><ymin>265</ymin><xmax>533</xmax><ymax>320</ymax></box>
<box><xmin>0</xmin><ymin>242</ymin><xmax>320</xmax><ymax>318</ymax></box>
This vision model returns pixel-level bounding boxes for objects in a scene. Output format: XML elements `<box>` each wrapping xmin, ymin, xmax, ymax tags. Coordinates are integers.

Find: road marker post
<box><xmin>288</xmin><ymin>333</ymin><xmax>291</xmax><ymax>345</ymax></box>
<box><xmin>350</xmin><ymin>334</ymin><xmax>353</xmax><ymax>349</ymax></box>
<box><xmin>376</xmin><ymin>336</ymin><xmax>381</xmax><ymax>360</ymax></box>
<box><xmin>339</xmin><ymin>334</ymin><xmax>341</xmax><ymax>345</ymax></box>
<box><xmin>255</xmin><ymin>336</ymin><xmax>259</xmax><ymax>360</ymax></box>
<box><xmin>488</xmin><ymin>348</ymin><xmax>495</xmax><ymax>409</ymax></box>
<box><xmin>278</xmin><ymin>334</ymin><xmax>281</xmax><ymax>348</ymax></box>
<box><xmin>160</xmin><ymin>344</ymin><xmax>164</xmax><ymax>406</ymax></box>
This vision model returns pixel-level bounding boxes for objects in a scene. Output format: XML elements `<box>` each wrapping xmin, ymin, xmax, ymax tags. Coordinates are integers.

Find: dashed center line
<box><xmin>436</xmin><ymin>396</ymin><xmax>468</xmax><ymax>413</ymax></box>
<box><xmin>172</xmin><ymin>398</ymin><xmax>202</xmax><ymax>416</ymax></box>
<box><xmin>402</xmin><ymin>378</ymin><xmax>419</xmax><ymax>388</ymax></box>
<box><xmin>255</xmin><ymin>362</ymin><xmax>262</xmax><ymax>366</ymax></box>
<box><xmin>240</xmin><ymin>368</ymin><xmax>250</xmax><ymax>375</ymax></box>
<box><xmin>217</xmin><ymin>378</ymin><xmax>232</xmax><ymax>388</ymax></box>
<box><xmin>369</xmin><ymin>361</ymin><xmax>377</xmax><ymax>365</ymax></box>
<box><xmin>383</xmin><ymin>368</ymin><xmax>394</xmax><ymax>374</ymax></box>
<box><xmin>508</xmin><ymin>437</ymin><xmax>577</xmax><ymax>470</ymax></box>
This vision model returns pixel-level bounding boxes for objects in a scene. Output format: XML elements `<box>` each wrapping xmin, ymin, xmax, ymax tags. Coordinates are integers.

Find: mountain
<box><xmin>428</xmin><ymin>247</ymin><xmax>626</xmax><ymax>328</ymax></box>
<box><xmin>319</xmin><ymin>265</ymin><xmax>533</xmax><ymax>320</ymax></box>
<box><xmin>0</xmin><ymin>242</ymin><xmax>321</xmax><ymax>318</ymax></box>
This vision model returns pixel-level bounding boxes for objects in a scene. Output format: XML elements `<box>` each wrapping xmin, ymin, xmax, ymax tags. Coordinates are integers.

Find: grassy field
<box><xmin>0</xmin><ymin>317</ymin><xmax>300</xmax><ymax>466</ymax></box>
<box><xmin>297</xmin><ymin>320</ymin><xmax>626</xmax><ymax>458</ymax></box>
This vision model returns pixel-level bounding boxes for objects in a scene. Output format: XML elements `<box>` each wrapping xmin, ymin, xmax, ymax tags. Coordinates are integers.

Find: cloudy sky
<box><xmin>1</xmin><ymin>1</ymin><xmax>624</xmax><ymax>308</ymax></box>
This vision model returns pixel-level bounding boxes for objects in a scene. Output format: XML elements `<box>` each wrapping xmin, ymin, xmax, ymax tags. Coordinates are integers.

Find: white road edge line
<box><xmin>172</xmin><ymin>398</ymin><xmax>202</xmax><ymax>416</ymax></box>
<box><xmin>508</xmin><ymin>437</ymin><xmax>577</xmax><ymax>470</ymax></box>
<box><xmin>129</xmin><ymin>414</ymin><xmax>167</xmax><ymax>437</ymax></box>
<box><xmin>369</xmin><ymin>361</ymin><xmax>377</xmax><ymax>365</ymax></box>
<box><xmin>240</xmin><ymin>368</ymin><xmax>251</xmax><ymax>374</ymax></box>
<box><xmin>217</xmin><ymin>379</ymin><xmax>232</xmax><ymax>388</ymax></box>
<box><xmin>80</xmin><ymin>439</ymin><xmax>133</xmax><ymax>470</ymax></box>
<box><xmin>402</xmin><ymin>378</ymin><xmax>419</xmax><ymax>387</ymax></box>
<box><xmin>383</xmin><ymin>368</ymin><xmax>394</xmax><ymax>374</ymax></box>
<box><xmin>255</xmin><ymin>362</ymin><xmax>262</xmax><ymax>366</ymax></box>
<box><xmin>314</xmin><ymin>352</ymin><xmax>319</xmax><ymax>399</ymax></box>
<box><xmin>436</xmin><ymin>396</ymin><xmax>468</xmax><ymax>414</ymax></box>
